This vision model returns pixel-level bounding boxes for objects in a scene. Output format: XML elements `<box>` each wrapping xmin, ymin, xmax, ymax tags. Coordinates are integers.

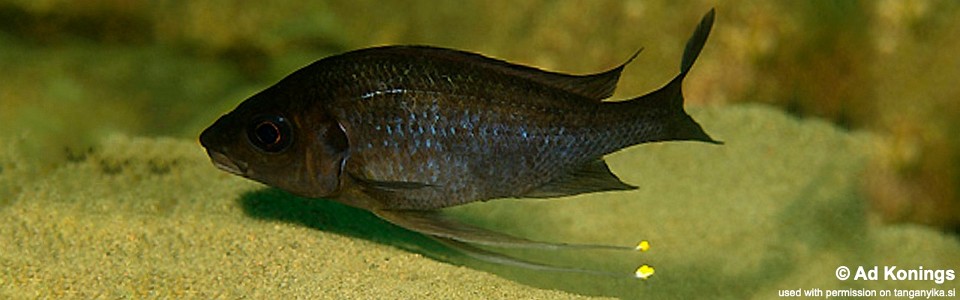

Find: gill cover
<box><xmin>302</xmin><ymin>112</ymin><xmax>350</xmax><ymax>197</ymax></box>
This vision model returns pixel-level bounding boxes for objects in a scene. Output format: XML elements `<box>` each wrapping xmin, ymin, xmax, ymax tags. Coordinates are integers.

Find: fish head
<box><xmin>199</xmin><ymin>83</ymin><xmax>349</xmax><ymax>198</ymax></box>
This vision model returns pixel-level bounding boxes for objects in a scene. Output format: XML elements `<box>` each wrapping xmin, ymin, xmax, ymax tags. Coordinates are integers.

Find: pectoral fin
<box><xmin>524</xmin><ymin>159</ymin><xmax>636</xmax><ymax>198</ymax></box>
<box><xmin>350</xmin><ymin>173</ymin><xmax>434</xmax><ymax>192</ymax></box>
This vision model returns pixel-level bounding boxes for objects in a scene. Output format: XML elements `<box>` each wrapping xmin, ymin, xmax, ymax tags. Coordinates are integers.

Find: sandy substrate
<box><xmin>2</xmin><ymin>105</ymin><xmax>958</xmax><ymax>299</ymax></box>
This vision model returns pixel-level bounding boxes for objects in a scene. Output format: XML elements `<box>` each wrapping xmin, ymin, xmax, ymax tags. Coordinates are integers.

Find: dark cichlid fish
<box><xmin>201</xmin><ymin>9</ymin><xmax>718</xmax><ymax>278</ymax></box>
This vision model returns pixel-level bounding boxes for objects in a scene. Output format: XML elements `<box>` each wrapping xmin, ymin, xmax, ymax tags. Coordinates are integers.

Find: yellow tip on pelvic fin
<box><xmin>634</xmin><ymin>264</ymin><xmax>655</xmax><ymax>280</ymax></box>
<box><xmin>635</xmin><ymin>240</ymin><xmax>651</xmax><ymax>252</ymax></box>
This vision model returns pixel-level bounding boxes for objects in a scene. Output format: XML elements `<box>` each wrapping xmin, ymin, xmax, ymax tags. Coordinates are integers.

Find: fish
<box><xmin>200</xmin><ymin>9</ymin><xmax>718</xmax><ymax>278</ymax></box>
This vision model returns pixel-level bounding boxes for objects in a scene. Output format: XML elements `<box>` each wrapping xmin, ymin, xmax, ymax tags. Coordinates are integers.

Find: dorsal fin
<box><xmin>523</xmin><ymin>159</ymin><xmax>636</xmax><ymax>198</ymax></box>
<box><xmin>357</xmin><ymin>46</ymin><xmax>641</xmax><ymax>101</ymax></box>
<box><xmin>542</xmin><ymin>49</ymin><xmax>641</xmax><ymax>101</ymax></box>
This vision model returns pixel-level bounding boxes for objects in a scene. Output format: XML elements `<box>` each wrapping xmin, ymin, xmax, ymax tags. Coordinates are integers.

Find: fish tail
<box><xmin>681</xmin><ymin>8</ymin><xmax>714</xmax><ymax>78</ymax></box>
<box><xmin>617</xmin><ymin>8</ymin><xmax>720</xmax><ymax>145</ymax></box>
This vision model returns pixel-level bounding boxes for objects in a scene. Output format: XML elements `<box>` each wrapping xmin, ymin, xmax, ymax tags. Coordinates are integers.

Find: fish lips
<box><xmin>205</xmin><ymin>149</ymin><xmax>249</xmax><ymax>177</ymax></box>
<box><xmin>200</xmin><ymin>117</ymin><xmax>248</xmax><ymax>177</ymax></box>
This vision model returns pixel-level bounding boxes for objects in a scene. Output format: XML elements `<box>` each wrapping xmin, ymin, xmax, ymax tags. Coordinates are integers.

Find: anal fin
<box><xmin>524</xmin><ymin>159</ymin><xmax>636</xmax><ymax>198</ymax></box>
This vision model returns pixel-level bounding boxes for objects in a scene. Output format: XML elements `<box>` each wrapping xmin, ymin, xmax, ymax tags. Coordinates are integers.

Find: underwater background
<box><xmin>1</xmin><ymin>0</ymin><xmax>958</xmax><ymax>298</ymax></box>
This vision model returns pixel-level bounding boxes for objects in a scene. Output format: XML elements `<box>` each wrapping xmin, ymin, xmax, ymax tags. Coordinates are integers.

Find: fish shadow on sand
<box><xmin>237</xmin><ymin>187</ymin><xmax>459</xmax><ymax>261</ymax></box>
<box><xmin>237</xmin><ymin>188</ymin><xmax>644</xmax><ymax>298</ymax></box>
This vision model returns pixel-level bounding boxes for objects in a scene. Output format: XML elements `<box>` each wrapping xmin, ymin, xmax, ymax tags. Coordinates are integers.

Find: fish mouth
<box><xmin>206</xmin><ymin>150</ymin><xmax>248</xmax><ymax>176</ymax></box>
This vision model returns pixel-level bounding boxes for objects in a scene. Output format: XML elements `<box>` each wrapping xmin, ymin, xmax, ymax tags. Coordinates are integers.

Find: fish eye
<box><xmin>247</xmin><ymin>115</ymin><xmax>293</xmax><ymax>153</ymax></box>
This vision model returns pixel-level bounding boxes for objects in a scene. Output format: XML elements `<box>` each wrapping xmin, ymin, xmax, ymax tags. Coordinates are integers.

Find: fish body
<box><xmin>200</xmin><ymin>38</ymin><xmax>716</xmax><ymax>211</ymax></box>
<box><xmin>200</xmin><ymin>9</ymin><xmax>719</xmax><ymax>274</ymax></box>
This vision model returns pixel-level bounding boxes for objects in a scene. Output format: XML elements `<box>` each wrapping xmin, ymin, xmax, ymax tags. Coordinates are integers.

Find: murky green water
<box><xmin>2</xmin><ymin>1</ymin><xmax>958</xmax><ymax>298</ymax></box>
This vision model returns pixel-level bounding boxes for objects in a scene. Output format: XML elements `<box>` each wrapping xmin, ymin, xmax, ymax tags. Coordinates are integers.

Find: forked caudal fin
<box><xmin>681</xmin><ymin>8</ymin><xmax>715</xmax><ymax>77</ymax></box>
<box><xmin>616</xmin><ymin>8</ymin><xmax>721</xmax><ymax>145</ymax></box>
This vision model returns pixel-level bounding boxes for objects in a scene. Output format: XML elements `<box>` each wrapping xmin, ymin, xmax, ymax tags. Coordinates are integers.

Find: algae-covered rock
<box><xmin>2</xmin><ymin>105</ymin><xmax>957</xmax><ymax>299</ymax></box>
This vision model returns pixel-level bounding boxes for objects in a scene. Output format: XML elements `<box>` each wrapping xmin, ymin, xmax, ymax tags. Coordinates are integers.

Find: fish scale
<box><xmin>340</xmin><ymin>87</ymin><xmax>590</xmax><ymax>208</ymax></box>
